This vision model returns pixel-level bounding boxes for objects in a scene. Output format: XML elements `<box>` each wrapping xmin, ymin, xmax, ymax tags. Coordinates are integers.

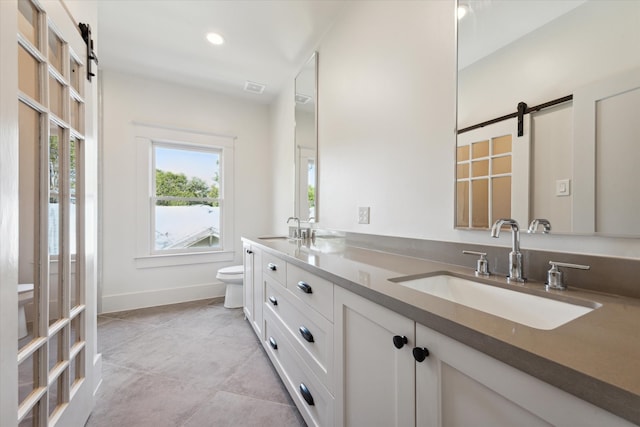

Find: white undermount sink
<box><xmin>390</xmin><ymin>273</ymin><xmax>600</xmax><ymax>330</ymax></box>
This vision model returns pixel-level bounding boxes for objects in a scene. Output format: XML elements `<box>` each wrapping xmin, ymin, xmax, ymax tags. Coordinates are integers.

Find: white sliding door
<box><xmin>4</xmin><ymin>0</ymin><xmax>99</xmax><ymax>426</ymax></box>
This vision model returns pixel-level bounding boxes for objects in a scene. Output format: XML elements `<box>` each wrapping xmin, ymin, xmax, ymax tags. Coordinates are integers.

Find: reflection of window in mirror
<box><xmin>307</xmin><ymin>159</ymin><xmax>316</xmax><ymax>220</ymax></box>
<box><xmin>297</xmin><ymin>147</ymin><xmax>316</xmax><ymax>222</ymax></box>
<box><xmin>294</xmin><ymin>52</ymin><xmax>318</xmax><ymax>222</ymax></box>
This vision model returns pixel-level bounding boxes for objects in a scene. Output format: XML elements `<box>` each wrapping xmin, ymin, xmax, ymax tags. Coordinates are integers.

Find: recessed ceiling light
<box><xmin>206</xmin><ymin>32</ymin><xmax>224</xmax><ymax>46</ymax></box>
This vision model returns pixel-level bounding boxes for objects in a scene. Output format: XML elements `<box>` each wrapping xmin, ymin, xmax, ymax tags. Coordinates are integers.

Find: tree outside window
<box><xmin>153</xmin><ymin>144</ymin><xmax>222</xmax><ymax>252</ymax></box>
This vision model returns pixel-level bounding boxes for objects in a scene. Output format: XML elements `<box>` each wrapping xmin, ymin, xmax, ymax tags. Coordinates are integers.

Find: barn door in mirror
<box><xmin>457</xmin><ymin>0</ymin><xmax>640</xmax><ymax>236</ymax></box>
<box><xmin>456</xmin><ymin>118</ymin><xmax>529</xmax><ymax>229</ymax></box>
<box><xmin>294</xmin><ymin>52</ymin><xmax>318</xmax><ymax>222</ymax></box>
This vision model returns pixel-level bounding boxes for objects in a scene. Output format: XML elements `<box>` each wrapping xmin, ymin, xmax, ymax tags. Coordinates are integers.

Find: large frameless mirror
<box><xmin>294</xmin><ymin>52</ymin><xmax>318</xmax><ymax>222</ymax></box>
<box><xmin>456</xmin><ymin>0</ymin><xmax>640</xmax><ymax>236</ymax></box>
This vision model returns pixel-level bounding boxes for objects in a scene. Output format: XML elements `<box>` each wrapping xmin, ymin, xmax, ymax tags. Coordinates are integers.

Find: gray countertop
<box><xmin>243</xmin><ymin>235</ymin><xmax>640</xmax><ymax>425</ymax></box>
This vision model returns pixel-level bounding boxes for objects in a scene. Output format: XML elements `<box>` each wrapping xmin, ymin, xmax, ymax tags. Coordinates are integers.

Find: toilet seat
<box><xmin>217</xmin><ymin>265</ymin><xmax>244</xmax><ymax>308</ymax></box>
<box><xmin>216</xmin><ymin>265</ymin><xmax>244</xmax><ymax>284</ymax></box>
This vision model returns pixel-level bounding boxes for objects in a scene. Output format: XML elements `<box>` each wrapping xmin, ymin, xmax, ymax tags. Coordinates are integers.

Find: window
<box><xmin>135</xmin><ymin>124</ymin><xmax>235</xmax><ymax>267</ymax></box>
<box><xmin>153</xmin><ymin>144</ymin><xmax>221</xmax><ymax>252</ymax></box>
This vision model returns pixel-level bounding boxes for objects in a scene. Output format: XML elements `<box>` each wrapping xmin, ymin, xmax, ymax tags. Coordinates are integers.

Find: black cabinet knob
<box><xmin>299</xmin><ymin>326</ymin><xmax>315</xmax><ymax>343</ymax></box>
<box><xmin>246</xmin><ymin>249</ymin><xmax>253</xmax><ymax>254</ymax></box>
<box><xmin>392</xmin><ymin>335</ymin><xmax>408</xmax><ymax>349</ymax></box>
<box><xmin>412</xmin><ymin>347</ymin><xmax>430</xmax><ymax>362</ymax></box>
<box><xmin>268</xmin><ymin>263</ymin><xmax>277</xmax><ymax>271</ymax></box>
<box><xmin>268</xmin><ymin>296</ymin><xmax>278</xmax><ymax>306</ymax></box>
<box><xmin>297</xmin><ymin>281</ymin><xmax>313</xmax><ymax>294</ymax></box>
<box><xmin>269</xmin><ymin>337</ymin><xmax>278</xmax><ymax>350</ymax></box>
<box><xmin>299</xmin><ymin>383</ymin><xmax>315</xmax><ymax>406</ymax></box>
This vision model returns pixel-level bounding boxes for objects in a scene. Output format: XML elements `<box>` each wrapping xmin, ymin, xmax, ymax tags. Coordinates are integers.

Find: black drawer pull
<box><xmin>412</xmin><ymin>347</ymin><xmax>430</xmax><ymax>362</ymax></box>
<box><xmin>299</xmin><ymin>326</ymin><xmax>314</xmax><ymax>343</ymax></box>
<box><xmin>246</xmin><ymin>249</ymin><xmax>253</xmax><ymax>254</ymax></box>
<box><xmin>393</xmin><ymin>335</ymin><xmax>408</xmax><ymax>349</ymax></box>
<box><xmin>299</xmin><ymin>383</ymin><xmax>315</xmax><ymax>406</ymax></box>
<box><xmin>268</xmin><ymin>296</ymin><xmax>278</xmax><ymax>306</ymax></box>
<box><xmin>269</xmin><ymin>337</ymin><xmax>278</xmax><ymax>350</ymax></box>
<box><xmin>297</xmin><ymin>281</ymin><xmax>313</xmax><ymax>294</ymax></box>
<box><xmin>268</xmin><ymin>263</ymin><xmax>277</xmax><ymax>271</ymax></box>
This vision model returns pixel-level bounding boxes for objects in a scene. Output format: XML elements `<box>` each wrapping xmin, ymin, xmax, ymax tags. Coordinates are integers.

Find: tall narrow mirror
<box><xmin>294</xmin><ymin>52</ymin><xmax>318</xmax><ymax>222</ymax></box>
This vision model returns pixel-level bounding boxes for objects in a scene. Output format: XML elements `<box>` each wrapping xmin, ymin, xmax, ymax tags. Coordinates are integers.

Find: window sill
<box><xmin>134</xmin><ymin>251</ymin><xmax>235</xmax><ymax>269</ymax></box>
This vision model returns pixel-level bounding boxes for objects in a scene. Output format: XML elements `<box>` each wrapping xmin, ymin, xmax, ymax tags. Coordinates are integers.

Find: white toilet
<box><xmin>217</xmin><ymin>265</ymin><xmax>244</xmax><ymax>308</ymax></box>
<box><xmin>18</xmin><ymin>283</ymin><xmax>34</xmax><ymax>339</ymax></box>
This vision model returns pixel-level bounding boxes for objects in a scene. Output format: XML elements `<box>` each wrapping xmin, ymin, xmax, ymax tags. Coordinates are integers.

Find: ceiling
<box><xmin>97</xmin><ymin>0</ymin><xmax>346</xmax><ymax>103</ymax></box>
<box><xmin>458</xmin><ymin>0</ymin><xmax>587</xmax><ymax>69</ymax></box>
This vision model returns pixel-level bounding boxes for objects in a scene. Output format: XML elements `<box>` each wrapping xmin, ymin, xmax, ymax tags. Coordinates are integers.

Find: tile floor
<box><xmin>86</xmin><ymin>298</ymin><xmax>306</xmax><ymax>427</ymax></box>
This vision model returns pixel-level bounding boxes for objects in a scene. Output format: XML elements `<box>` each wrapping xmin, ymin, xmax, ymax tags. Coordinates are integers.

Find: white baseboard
<box><xmin>100</xmin><ymin>281</ymin><xmax>226</xmax><ymax>314</ymax></box>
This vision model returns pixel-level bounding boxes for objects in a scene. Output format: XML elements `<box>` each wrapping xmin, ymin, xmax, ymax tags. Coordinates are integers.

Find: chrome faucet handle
<box><xmin>462</xmin><ymin>250</ymin><xmax>490</xmax><ymax>276</ymax></box>
<box><xmin>490</xmin><ymin>219</ymin><xmax>525</xmax><ymax>282</ymax></box>
<box><xmin>528</xmin><ymin>218</ymin><xmax>551</xmax><ymax>234</ymax></box>
<box><xmin>286</xmin><ymin>217</ymin><xmax>301</xmax><ymax>239</ymax></box>
<box><xmin>546</xmin><ymin>261</ymin><xmax>590</xmax><ymax>291</ymax></box>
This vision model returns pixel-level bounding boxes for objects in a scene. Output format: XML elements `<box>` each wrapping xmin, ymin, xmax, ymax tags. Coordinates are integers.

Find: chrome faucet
<box><xmin>287</xmin><ymin>217</ymin><xmax>301</xmax><ymax>239</ymax></box>
<box><xmin>490</xmin><ymin>218</ymin><xmax>525</xmax><ymax>282</ymax></box>
<box><xmin>528</xmin><ymin>218</ymin><xmax>551</xmax><ymax>234</ymax></box>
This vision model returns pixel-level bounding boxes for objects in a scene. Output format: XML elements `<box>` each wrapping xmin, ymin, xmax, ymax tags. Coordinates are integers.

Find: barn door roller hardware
<box><xmin>79</xmin><ymin>23</ymin><xmax>99</xmax><ymax>82</ymax></box>
<box><xmin>458</xmin><ymin>95</ymin><xmax>574</xmax><ymax>136</ymax></box>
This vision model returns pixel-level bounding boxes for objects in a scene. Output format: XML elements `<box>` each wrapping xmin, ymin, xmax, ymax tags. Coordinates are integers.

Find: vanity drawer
<box><xmin>287</xmin><ymin>263</ymin><xmax>334</xmax><ymax>321</ymax></box>
<box><xmin>264</xmin><ymin>280</ymin><xmax>333</xmax><ymax>391</ymax></box>
<box><xmin>263</xmin><ymin>252</ymin><xmax>286</xmax><ymax>285</ymax></box>
<box><xmin>263</xmin><ymin>311</ymin><xmax>334</xmax><ymax>427</ymax></box>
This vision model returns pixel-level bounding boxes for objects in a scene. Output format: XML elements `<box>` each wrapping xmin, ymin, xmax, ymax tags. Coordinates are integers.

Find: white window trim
<box><xmin>133</xmin><ymin>123</ymin><xmax>235</xmax><ymax>268</ymax></box>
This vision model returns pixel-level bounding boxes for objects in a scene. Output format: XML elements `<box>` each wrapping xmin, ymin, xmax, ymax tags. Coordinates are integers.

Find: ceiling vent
<box><xmin>244</xmin><ymin>81</ymin><xmax>266</xmax><ymax>94</ymax></box>
<box><xmin>295</xmin><ymin>93</ymin><xmax>312</xmax><ymax>104</ymax></box>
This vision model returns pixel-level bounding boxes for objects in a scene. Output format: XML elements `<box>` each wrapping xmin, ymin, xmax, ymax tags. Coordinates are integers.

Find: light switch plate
<box><xmin>358</xmin><ymin>207</ymin><xmax>370</xmax><ymax>224</ymax></box>
<box><xmin>556</xmin><ymin>179</ymin><xmax>571</xmax><ymax>196</ymax></box>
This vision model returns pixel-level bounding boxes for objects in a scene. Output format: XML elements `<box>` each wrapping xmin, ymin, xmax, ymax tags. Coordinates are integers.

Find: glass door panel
<box><xmin>70</xmin><ymin>58</ymin><xmax>82</xmax><ymax>94</ymax></box>
<box><xmin>47</xmin><ymin>27</ymin><xmax>62</xmax><ymax>74</ymax></box>
<box><xmin>18</xmin><ymin>0</ymin><xmax>40</xmax><ymax>48</ymax></box>
<box><xmin>18</xmin><ymin>45</ymin><xmax>40</xmax><ymax>101</ymax></box>
<box><xmin>18</xmin><ymin>101</ymin><xmax>40</xmax><ymax>351</ymax></box>
<box><xmin>49</xmin><ymin>75</ymin><xmax>64</xmax><ymax>119</ymax></box>
<box><xmin>471</xmin><ymin>179</ymin><xmax>489</xmax><ymax>228</ymax></box>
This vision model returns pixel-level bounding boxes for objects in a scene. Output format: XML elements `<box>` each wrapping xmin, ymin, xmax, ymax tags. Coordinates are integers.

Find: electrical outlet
<box><xmin>358</xmin><ymin>207</ymin><xmax>370</xmax><ymax>224</ymax></box>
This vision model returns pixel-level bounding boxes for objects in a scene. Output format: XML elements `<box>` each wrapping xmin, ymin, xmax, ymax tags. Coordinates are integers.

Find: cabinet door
<box><xmin>334</xmin><ymin>287</ymin><xmax>415</xmax><ymax>427</ymax></box>
<box><xmin>415</xmin><ymin>323</ymin><xmax>635</xmax><ymax>427</ymax></box>
<box><xmin>242</xmin><ymin>243</ymin><xmax>254</xmax><ymax>323</ymax></box>
<box><xmin>251</xmin><ymin>247</ymin><xmax>263</xmax><ymax>338</ymax></box>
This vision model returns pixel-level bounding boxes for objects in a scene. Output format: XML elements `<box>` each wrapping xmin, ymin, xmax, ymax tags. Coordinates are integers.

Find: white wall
<box><xmin>458</xmin><ymin>0</ymin><xmax>640</xmax><ymax>128</ymax></box>
<box><xmin>317</xmin><ymin>0</ymin><xmax>456</xmax><ymax>239</ymax></box>
<box><xmin>100</xmin><ymin>70</ymin><xmax>272</xmax><ymax>312</ymax></box>
<box><xmin>269</xmin><ymin>0</ymin><xmax>640</xmax><ymax>259</ymax></box>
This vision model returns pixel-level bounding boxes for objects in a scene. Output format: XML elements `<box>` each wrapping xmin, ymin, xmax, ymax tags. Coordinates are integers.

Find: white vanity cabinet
<box><xmin>334</xmin><ymin>286</ymin><xmax>634</xmax><ymax>427</ymax></box>
<box><xmin>242</xmin><ymin>242</ymin><xmax>263</xmax><ymax>338</ymax></box>
<box><xmin>415</xmin><ymin>324</ymin><xmax>636</xmax><ymax>427</ymax></box>
<box><xmin>258</xmin><ymin>251</ymin><xmax>335</xmax><ymax>427</ymax></box>
<box><xmin>333</xmin><ymin>286</ymin><xmax>416</xmax><ymax>427</ymax></box>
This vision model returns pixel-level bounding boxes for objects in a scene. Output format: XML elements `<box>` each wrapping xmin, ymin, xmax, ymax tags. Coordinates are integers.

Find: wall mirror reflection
<box><xmin>295</xmin><ymin>52</ymin><xmax>318</xmax><ymax>222</ymax></box>
<box><xmin>456</xmin><ymin>0</ymin><xmax>640</xmax><ymax>236</ymax></box>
